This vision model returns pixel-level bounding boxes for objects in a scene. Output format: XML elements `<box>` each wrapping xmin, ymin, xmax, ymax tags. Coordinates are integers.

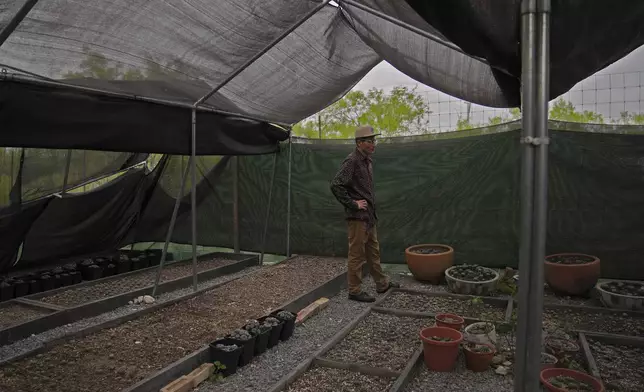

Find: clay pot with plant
<box><xmin>596</xmin><ymin>280</ymin><xmax>644</xmax><ymax>311</ymax></box>
<box><xmin>541</xmin><ymin>352</ymin><xmax>558</xmax><ymax>370</ymax></box>
<box><xmin>544</xmin><ymin>253</ymin><xmax>600</xmax><ymax>296</ymax></box>
<box><xmin>464</xmin><ymin>321</ymin><xmax>497</xmax><ymax>347</ymax></box>
<box><xmin>464</xmin><ymin>342</ymin><xmax>496</xmax><ymax>372</ymax></box>
<box><xmin>420</xmin><ymin>326</ymin><xmax>463</xmax><ymax>372</ymax></box>
<box><xmin>435</xmin><ymin>313</ymin><xmax>464</xmax><ymax>330</ymax></box>
<box><xmin>445</xmin><ymin>264</ymin><xmax>499</xmax><ymax>296</ymax></box>
<box><xmin>405</xmin><ymin>244</ymin><xmax>454</xmax><ymax>284</ymax></box>
<box><xmin>540</xmin><ymin>368</ymin><xmax>604</xmax><ymax>392</ymax></box>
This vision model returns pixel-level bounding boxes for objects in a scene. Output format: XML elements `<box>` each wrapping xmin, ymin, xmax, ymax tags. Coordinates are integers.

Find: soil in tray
<box><xmin>600</xmin><ymin>281</ymin><xmax>644</xmax><ymax>297</ymax></box>
<box><xmin>380</xmin><ymin>291</ymin><xmax>506</xmax><ymax>322</ymax></box>
<box><xmin>38</xmin><ymin>258</ymin><xmax>237</xmax><ymax>307</ymax></box>
<box><xmin>286</xmin><ymin>366</ymin><xmax>395</xmax><ymax>392</ymax></box>
<box><xmin>547</xmin><ymin>254</ymin><xmax>595</xmax><ymax>265</ymax></box>
<box><xmin>588</xmin><ymin>339</ymin><xmax>644</xmax><ymax>391</ymax></box>
<box><xmin>0</xmin><ymin>256</ymin><xmax>346</xmax><ymax>392</ymax></box>
<box><xmin>0</xmin><ymin>303</ymin><xmax>51</xmax><ymax>329</ymax></box>
<box><xmin>542</xmin><ymin>308</ymin><xmax>644</xmax><ymax>337</ymax></box>
<box><xmin>324</xmin><ymin>312</ymin><xmax>429</xmax><ymax>371</ymax></box>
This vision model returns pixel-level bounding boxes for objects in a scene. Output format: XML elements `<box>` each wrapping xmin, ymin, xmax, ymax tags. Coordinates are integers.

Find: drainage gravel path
<box><xmin>197</xmin><ymin>282</ymin><xmax>377</xmax><ymax>392</ymax></box>
<box><xmin>0</xmin><ymin>266</ymin><xmax>262</xmax><ymax>362</ymax></box>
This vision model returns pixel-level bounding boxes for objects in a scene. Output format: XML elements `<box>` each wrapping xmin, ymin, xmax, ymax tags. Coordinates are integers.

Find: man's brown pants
<box><xmin>347</xmin><ymin>220</ymin><xmax>389</xmax><ymax>295</ymax></box>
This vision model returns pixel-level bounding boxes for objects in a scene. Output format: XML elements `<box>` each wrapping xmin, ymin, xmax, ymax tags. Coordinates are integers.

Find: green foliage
<box><xmin>209</xmin><ymin>361</ymin><xmax>227</xmax><ymax>382</ymax></box>
<box><xmin>292</xmin><ymin>87</ymin><xmax>431</xmax><ymax>138</ymax></box>
<box><xmin>62</xmin><ymin>47</ymin><xmax>192</xmax><ymax>81</ymax></box>
<box><xmin>548</xmin><ymin>98</ymin><xmax>605</xmax><ymax>123</ymax></box>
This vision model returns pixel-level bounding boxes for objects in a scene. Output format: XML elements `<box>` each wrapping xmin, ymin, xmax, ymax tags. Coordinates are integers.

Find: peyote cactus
<box><xmin>276</xmin><ymin>310</ymin><xmax>295</xmax><ymax>321</ymax></box>
<box><xmin>228</xmin><ymin>328</ymin><xmax>252</xmax><ymax>341</ymax></box>
<box><xmin>214</xmin><ymin>343</ymin><xmax>238</xmax><ymax>352</ymax></box>
<box><xmin>262</xmin><ymin>317</ymin><xmax>281</xmax><ymax>328</ymax></box>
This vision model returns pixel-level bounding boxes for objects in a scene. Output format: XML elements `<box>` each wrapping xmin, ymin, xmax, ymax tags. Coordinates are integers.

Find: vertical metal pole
<box><xmin>151</xmin><ymin>157</ymin><xmax>191</xmax><ymax>297</ymax></box>
<box><xmin>191</xmin><ymin>109</ymin><xmax>198</xmax><ymax>291</ymax></box>
<box><xmin>318</xmin><ymin>115</ymin><xmax>322</xmax><ymax>139</ymax></box>
<box><xmin>233</xmin><ymin>156</ymin><xmax>240</xmax><ymax>254</ymax></box>
<box><xmin>515</xmin><ymin>0</ymin><xmax>537</xmax><ymax>390</ymax></box>
<box><xmin>260</xmin><ymin>152</ymin><xmax>278</xmax><ymax>264</ymax></box>
<box><xmin>10</xmin><ymin>148</ymin><xmax>14</xmax><ymax>188</ymax></box>
<box><xmin>525</xmin><ymin>0</ymin><xmax>550</xmax><ymax>386</ymax></box>
<box><xmin>286</xmin><ymin>137</ymin><xmax>293</xmax><ymax>257</ymax></box>
<box><xmin>0</xmin><ymin>0</ymin><xmax>40</xmax><ymax>48</ymax></box>
<box><xmin>61</xmin><ymin>150</ymin><xmax>72</xmax><ymax>194</ymax></box>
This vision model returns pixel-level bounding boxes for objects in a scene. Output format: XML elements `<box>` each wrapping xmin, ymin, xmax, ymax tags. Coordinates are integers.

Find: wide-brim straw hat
<box><xmin>354</xmin><ymin>125</ymin><xmax>380</xmax><ymax>139</ymax></box>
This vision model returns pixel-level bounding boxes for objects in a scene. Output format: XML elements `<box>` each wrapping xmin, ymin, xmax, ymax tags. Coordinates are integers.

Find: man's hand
<box><xmin>355</xmin><ymin>200</ymin><xmax>368</xmax><ymax>210</ymax></box>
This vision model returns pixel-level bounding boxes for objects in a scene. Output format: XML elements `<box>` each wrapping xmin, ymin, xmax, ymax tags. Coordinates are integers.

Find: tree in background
<box><xmin>548</xmin><ymin>98</ymin><xmax>605</xmax><ymax>123</ymax></box>
<box><xmin>293</xmin><ymin>87</ymin><xmax>431</xmax><ymax>138</ymax></box>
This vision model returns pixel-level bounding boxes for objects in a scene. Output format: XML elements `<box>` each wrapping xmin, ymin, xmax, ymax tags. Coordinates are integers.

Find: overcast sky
<box><xmin>352</xmin><ymin>45</ymin><xmax>644</xmax><ymax>130</ymax></box>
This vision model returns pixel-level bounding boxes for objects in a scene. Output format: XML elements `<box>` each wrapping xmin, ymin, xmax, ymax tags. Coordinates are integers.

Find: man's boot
<box><xmin>348</xmin><ymin>291</ymin><xmax>375</xmax><ymax>302</ymax></box>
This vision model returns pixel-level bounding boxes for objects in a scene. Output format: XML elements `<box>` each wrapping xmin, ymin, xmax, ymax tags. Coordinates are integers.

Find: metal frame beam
<box><xmin>260</xmin><ymin>152</ymin><xmax>279</xmax><ymax>264</ymax></box>
<box><xmin>286</xmin><ymin>136</ymin><xmax>293</xmax><ymax>257</ymax></box>
<box><xmin>0</xmin><ymin>0</ymin><xmax>39</xmax><ymax>48</ymax></box>
<box><xmin>60</xmin><ymin>150</ymin><xmax>73</xmax><ymax>195</ymax></box>
<box><xmin>233</xmin><ymin>156</ymin><xmax>240</xmax><ymax>254</ymax></box>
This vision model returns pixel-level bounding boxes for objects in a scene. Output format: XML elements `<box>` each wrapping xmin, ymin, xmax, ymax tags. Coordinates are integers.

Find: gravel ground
<box><xmin>542</xmin><ymin>307</ymin><xmax>644</xmax><ymax>336</ymax></box>
<box><xmin>589</xmin><ymin>339</ymin><xmax>644</xmax><ymax>391</ymax></box>
<box><xmin>0</xmin><ymin>256</ymin><xmax>346</xmax><ymax>392</ymax></box>
<box><xmin>380</xmin><ymin>291</ymin><xmax>507</xmax><ymax>322</ymax></box>
<box><xmin>0</xmin><ymin>304</ymin><xmax>51</xmax><ymax>329</ymax></box>
<box><xmin>0</xmin><ymin>266</ymin><xmax>261</xmax><ymax>362</ymax></box>
<box><xmin>403</xmin><ymin>352</ymin><xmax>514</xmax><ymax>392</ymax></box>
<box><xmin>286</xmin><ymin>366</ymin><xmax>395</xmax><ymax>392</ymax></box>
<box><xmin>197</xmin><ymin>283</ymin><xmax>376</xmax><ymax>392</ymax></box>
<box><xmin>38</xmin><ymin>258</ymin><xmax>236</xmax><ymax>307</ymax></box>
<box><xmin>324</xmin><ymin>312</ymin><xmax>428</xmax><ymax>371</ymax></box>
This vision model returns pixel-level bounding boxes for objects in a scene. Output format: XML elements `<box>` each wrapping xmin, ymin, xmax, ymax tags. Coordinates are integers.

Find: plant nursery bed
<box><xmin>379</xmin><ymin>290</ymin><xmax>507</xmax><ymax>322</ymax></box>
<box><xmin>403</xmin><ymin>356</ymin><xmax>514</xmax><ymax>392</ymax></box>
<box><xmin>286</xmin><ymin>366</ymin><xmax>395</xmax><ymax>392</ymax></box>
<box><xmin>587</xmin><ymin>336</ymin><xmax>644</xmax><ymax>391</ymax></box>
<box><xmin>542</xmin><ymin>306</ymin><xmax>644</xmax><ymax>336</ymax></box>
<box><xmin>0</xmin><ymin>256</ymin><xmax>346</xmax><ymax>392</ymax></box>
<box><xmin>323</xmin><ymin>312</ymin><xmax>430</xmax><ymax>372</ymax></box>
<box><xmin>37</xmin><ymin>258</ymin><xmax>236</xmax><ymax>307</ymax></box>
<box><xmin>0</xmin><ymin>303</ymin><xmax>52</xmax><ymax>329</ymax></box>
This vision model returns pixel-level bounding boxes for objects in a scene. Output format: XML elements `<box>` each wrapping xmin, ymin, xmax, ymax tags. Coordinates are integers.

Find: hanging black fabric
<box><xmin>0</xmin><ymin>80</ymin><xmax>288</xmax><ymax>155</ymax></box>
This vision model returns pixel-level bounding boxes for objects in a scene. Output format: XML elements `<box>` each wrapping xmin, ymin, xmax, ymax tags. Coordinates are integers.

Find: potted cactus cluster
<box><xmin>209</xmin><ymin>309</ymin><xmax>296</xmax><ymax>378</ymax></box>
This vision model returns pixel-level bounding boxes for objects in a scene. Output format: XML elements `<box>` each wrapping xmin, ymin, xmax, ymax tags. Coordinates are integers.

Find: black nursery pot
<box><xmin>259</xmin><ymin>316</ymin><xmax>284</xmax><ymax>349</ymax></box>
<box><xmin>70</xmin><ymin>271</ymin><xmax>82</xmax><ymax>284</ymax></box>
<box><xmin>39</xmin><ymin>275</ymin><xmax>55</xmax><ymax>292</ymax></box>
<box><xmin>104</xmin><ymin>264</ymin><xmax>116</xmax><ymax>277</ymax></box>
<box><xmin>270</xmin><ymin>309</ymin><xmax>297</xmax><ymax>341</ymax></box>
<box><xmin>83</xmin><ymin>266</ymin><xmax>104</xmax><ymax>281</ymax></box>
<box><xmin>59</xmin><ymin>273</ymin><xmax>73</xmax><ymax>287</ymax></box>
<box><xmin>13</xmin><ymin>280</ymin><xmax>29</xmax><ymax>297</ymax></box>
<box><xmin>225</xmin><ymin>335</ymin><xmax>256</xmax><ymax>367</ymax></box>
<box><xmin>117</xmin><ymin>259</ymin><xmax>132</xmax><ymax>274</ymax></box>
<box><xmin>0</xmin><ymin>281</ymin><xmax>14</xmax><ymax>302</ymax></box>
<box><xmin>52</xmin><ymin>274</ymin><xmax>63</xmax><ymax>289</ymax></box>
<box><xmin>131</xmin><ymin>258</ymin><xmax>145</xmax><ymax>271</ymax></box>
<box><xmin>254</xmin><ymin>329</ymin><xmax>270</xmax><ymax>355</ymax></box>
<box><xmin>28</xmin><ymin>280</ymin><xmax>42</xmax><ymax>295</ymax></box>
<box><xmin>209</xmin><ymin>339</ymin><xmax>243</xmax><ymax>377</ymax></box>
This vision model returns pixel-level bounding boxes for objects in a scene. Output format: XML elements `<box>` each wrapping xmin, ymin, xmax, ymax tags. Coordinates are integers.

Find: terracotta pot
<box><xmin>435</xmin><ymin>313</ymin><xmax>464</xmax><ymax>331</ymax></box>
<box><xmin>540</xmin><ymin>368</ymin><xmax>604</xmax><ymax>392</ymax></box>
<box><xmin>464</xmin><ymin>343</ymin><xmax>496</xmax><ymax>372</ymax></box>
<box><xmin>405</xmin><ymin>244</ymin><xmax>454</xmax><ymax>284</ymax></box>
<box><xmin>544</xmin><ymin>253</ymin><xmax>600</xmax><ymax>296</ymax></box>
<box><xmin>420</xmin><ymin>326</ymin><xmax>463</xmax><ymax>372</ymax></box>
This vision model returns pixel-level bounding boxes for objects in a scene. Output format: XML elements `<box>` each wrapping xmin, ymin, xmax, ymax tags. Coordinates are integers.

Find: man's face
<box><xmin>357</xmin><ymin>137</ymin><xmax>376</xmax><ymax>154</ymax></box>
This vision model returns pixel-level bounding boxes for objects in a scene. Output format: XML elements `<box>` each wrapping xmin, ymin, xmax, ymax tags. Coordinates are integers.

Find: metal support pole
<box><xmin>151</xmin><ymin>156</ymin><xmax>191</xmax><ymax>297</ymax></box>
<box><xmin>515</xmin><ymin>0</ymin><xmax>550</xmax><ymax>390</ymax></box>
<box><xmin>61</xmin><ymin>150</ymin><xmax>73</xmax><ymax>195</ymax></box>
<box><xmin>233</xmin><ymin>156</ymin><xmax>240</xmax><ymax>254</ymax></box>
<box><xmin>260</xmin><ymin>152</ymin><xmax>278</xmax><ymax>264</ymax></box>
<box><xmin>0</xmin><ymin>0</ymin><xmax>39</xmax><ymax>48</ymax></box>
<box><xmin>190</xmin><ymin>109</ymin><xmax>198</xmax><ymax>292</ymax></box>
<box><xmin>286</xmin><ymin>137</ymin><xmax>293</xmax><ymax>257</ymax></box>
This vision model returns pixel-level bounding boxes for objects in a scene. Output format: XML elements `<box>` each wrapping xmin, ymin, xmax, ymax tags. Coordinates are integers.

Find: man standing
<box><xmin>330</xmin><ymin>125</ymin><xmax>399</xmax><ymax>302</ymax></box>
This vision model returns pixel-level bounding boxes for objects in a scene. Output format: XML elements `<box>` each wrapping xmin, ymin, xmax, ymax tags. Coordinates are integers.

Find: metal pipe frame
<box><xmin>0</xmin><ymin>0</ymin><xmax>39</xmax><ymax>47</ymax></box>
<box><xmin>190</xmin><ymin>111</ymin><xmax>198</xmax><ymax>291</ymax></box>
<box><xmin>515</xmin><ymin>0</ymin><xmax>550</xmax><ymax>390</ymax></box>
<box><xmin>60</xmin><ymin>150</ymin><xmax>73</xmax><ymax>195</ymax></box>
<box><xmin>338</xmin><ymin>0</ymin><xmax>513</xmax><ymax>78</ymax></box>
<box><xmin>260</xmin><ymin>152</ymin><xmax>279</xmax><ymax>264</ymax></box>
<box><xmin>286</xmin><ymin>137</ymin><xmax>293</xmax><ymax>257</ymax></box>
<box><xmin>151</xmin><ymin>156</ymin><xmax>191</xmax><ymax>296</ymax></box>
<box><xmin>233</xmin><ymin>156</ymin><xmax>240</xmax><ymax>254</ymax></box>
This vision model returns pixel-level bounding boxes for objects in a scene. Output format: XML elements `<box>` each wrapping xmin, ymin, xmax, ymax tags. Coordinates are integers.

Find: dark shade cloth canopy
<box><xmin>402</xmin><ymin>0</ymin><xmax>644</xmax><ymax>106</ymax></box>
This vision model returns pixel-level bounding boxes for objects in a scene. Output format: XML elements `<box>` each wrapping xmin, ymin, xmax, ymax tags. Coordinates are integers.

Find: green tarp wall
<box><xmin>192</xmin><ymin>121</ymin><xmax>644</xmax><ymax>279</ymax></box>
